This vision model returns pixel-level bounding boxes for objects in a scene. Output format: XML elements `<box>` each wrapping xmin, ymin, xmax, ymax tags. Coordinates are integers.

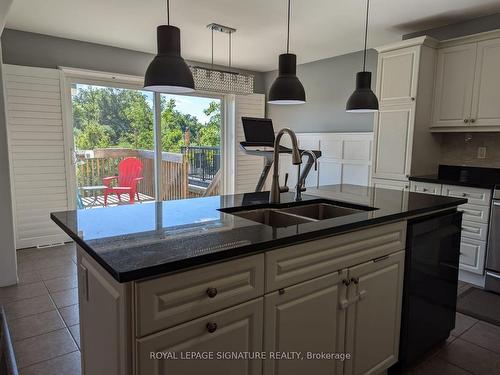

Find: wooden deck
<box><xmin>81</xmin><ymin>192</ymin><xmax>154</xmax><ymax>208</ymax></box>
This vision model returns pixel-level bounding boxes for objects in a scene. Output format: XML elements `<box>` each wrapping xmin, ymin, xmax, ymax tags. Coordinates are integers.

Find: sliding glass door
<box><xmin>68</xmin><ymin>81</ymin><xmax>223</xmax><ymax>209</ymax></box>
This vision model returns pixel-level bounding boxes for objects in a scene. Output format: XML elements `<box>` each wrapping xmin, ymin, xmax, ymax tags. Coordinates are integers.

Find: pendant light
<box><xmin>268</xmin><ymin>0</ymin><xmax>305</xmax><ymax>105</ymax></box>
<box><xmin>346</xmin><ymin>0</ymin><xmax>379</xmax><ymax>112</ymax></box>
<box><xmin>144</xmin><ymin>0</ymin><xmax>195</xmax><ymax>93</ymax></box>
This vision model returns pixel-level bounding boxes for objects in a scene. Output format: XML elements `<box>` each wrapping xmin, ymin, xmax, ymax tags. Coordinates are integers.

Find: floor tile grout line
<box><xmin>455</xmin><ymin>320</ymin><xmax>480</xmax><ymax>338</ymax></box>
<box><xmin>459</xmin><ymin>335</ymin><xmax>500</xmax><ymax>357</ymax></box>
<box><xmin>12</xmin><ymin>323</ymin><xmax>69</xmax><ymax>345</ymax></box>
<box><xmin>47</xmin><ymin>290</ymin><xmax>81</xmax><ymax>349</ymax></box>
<box><xmin>17</xmin><ymin>349</ymin><xmax>81</xmax><ymax>370</ymax></box>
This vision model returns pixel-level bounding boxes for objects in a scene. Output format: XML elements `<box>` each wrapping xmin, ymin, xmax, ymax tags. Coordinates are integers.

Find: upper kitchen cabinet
<box><xmin>471</xmin><ymin>38</ymin><xmax>500</xmax><ymax>127</ymax></box>
<box><xmin>431</xmin><ymin>44</ymin><xmax>477</xmax><ymax>128</ymax></box>
<box><xmin>431</xmin><ymin>30</ymin><xmax>500</xmax><ymax>132</ymax></box>
<box><xmin>376</xmin><ymin>46</ymin><xmax>419</xmax><ymax>106</ymax></box>
<box><xmin>372</xmin><ymin>37</ymin><xmax>442</xmax><ymax>184</ymax></box>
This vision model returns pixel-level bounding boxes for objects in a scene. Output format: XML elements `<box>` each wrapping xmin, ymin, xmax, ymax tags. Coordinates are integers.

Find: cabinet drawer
<box><xmin>459</xmin><ymin>237</ymin><xmax>486</xmax><ymax>274</ymax></box>
<box><xmin>265</xmin><ymin>222</ymin><xmax>406</xmax><ymax>292</ymax></box>
<box><xmin>442</xmin><ymin>185</ymin><xmax>491</xmax><ymax>206</ymax></box>
<box><xmin>410</xmin><ymin>181</ymin><xmax>442</xmax><ymax>195</ymax></box>
<box><xmin>135</xmin><ymin>254</ymin><xmax>264</xmax><ymax>337</ymax></box>
<box><xmin>459</xmin><ymin>203</ymin><xmax>490</xmax><ymax>224</ymax></box>
<box><xmin>136</xmin><ymin>298</ymin><xmax>263</xmax><ymax>375</ymax></box>
<box><xmin>461</xmin><ymin>220</ymin><xmax>488</xmax><ymax>241</ymax></box>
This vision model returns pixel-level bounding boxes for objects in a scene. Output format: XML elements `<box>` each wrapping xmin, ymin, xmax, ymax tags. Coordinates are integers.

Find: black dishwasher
<box><xmin>391</xmin><ymin>210</ymin><xmax>463</xmax><ymax>373</ymax></box>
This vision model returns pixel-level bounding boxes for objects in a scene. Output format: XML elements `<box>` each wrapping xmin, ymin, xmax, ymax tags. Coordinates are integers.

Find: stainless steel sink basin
<box><xmin>280</xmin><ymin>203</ymin><xmax>363</xmax><ymax>220</ymax></box>
<box><xmin>225</xmin><ymin>200</ymin><xmax>374</xmax><ymax>227</ymax></box>
<box><xmin>231</xmin><ymin>208</ymin><xmax>316</xmax><ymax>227</ymax></box>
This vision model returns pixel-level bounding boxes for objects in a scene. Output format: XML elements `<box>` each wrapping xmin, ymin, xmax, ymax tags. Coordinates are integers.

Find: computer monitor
<box><xmin>241</xmin><ymin>117</ymin><xmax>275</xmax><ymax>146</ymax></box>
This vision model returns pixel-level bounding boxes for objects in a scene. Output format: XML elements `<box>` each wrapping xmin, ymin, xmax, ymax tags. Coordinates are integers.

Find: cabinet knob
<box><xmin>206</xmin><ymin>322</ymin><xmax>218</xmax><ymax>333</ymax></box>
<box><xmin>278</xmin><ymin>288</ymin><xmax>286</xmax><ymax>295</ymax></box>
<box><xmin>411</xmin><ymin>97</ymin><xmax>415</xmax><ymax>101</ymax></box>
<box><xmin>464</xmin><ymin>119</ymin><xmax>469</xmax><ymax>123</ymax></box>
<box><xmin>470</xmin><ymin>119</ymin><xmax>476</xmax><ymax>123</ymax></box>
<box><xmin>342</xmin><ymin>279</ymin><xmax>351</xmax><ymax>286</ymax></box>
<box><xmin>206</xmin><ymin>287</ymin><xmax>218</xmax><ymax>298</ymax></box>
<box><xmin>351</xmin><ymin>277</ymin><xmax>359</xmax><ymax>284</ymax></box>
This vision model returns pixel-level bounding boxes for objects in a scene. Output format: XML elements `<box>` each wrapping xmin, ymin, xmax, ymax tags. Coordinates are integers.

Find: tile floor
<box><xmin>1</xmin><ymin>244</ymin><xmax>500</xmax><ymax>374</ymax></box>
<box><xmin>0</xmin><ymin>243</ymin><xmax>81</xmax><ymax>374</ymax></box>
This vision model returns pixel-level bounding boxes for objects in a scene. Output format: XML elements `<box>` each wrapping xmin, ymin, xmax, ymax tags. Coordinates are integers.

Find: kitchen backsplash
<box><xmin>440</xmin><ymin>132</ymin><xmax>500</xmax><ymax>168</ymax></box>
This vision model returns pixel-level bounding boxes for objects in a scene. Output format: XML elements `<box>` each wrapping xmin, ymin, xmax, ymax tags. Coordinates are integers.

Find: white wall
<box><xmin>0</xmin><ymin>0</ymin><xmax>18</xmax><ymax>287</ymax></box>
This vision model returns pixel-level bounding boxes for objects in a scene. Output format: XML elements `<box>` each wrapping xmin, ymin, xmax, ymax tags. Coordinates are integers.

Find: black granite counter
<box><xmin>51</xmin><ymin>184</ymin><xmax>466</xmax><ymax>282</ymax></box>
<box><xmin>410</xmin><ymin>164</ymin><xmax>500</xmax><ymax>189</ymax></box>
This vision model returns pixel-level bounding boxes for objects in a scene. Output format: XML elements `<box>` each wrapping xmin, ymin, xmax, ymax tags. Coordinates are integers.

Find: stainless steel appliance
<box><xmin>486</xmin><ymin>187</ymin><xmax>500</xmax><ymax>293</ymax></box>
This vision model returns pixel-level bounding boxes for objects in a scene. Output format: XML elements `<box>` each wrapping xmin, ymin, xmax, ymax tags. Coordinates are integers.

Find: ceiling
<box><xmin>5</xmin><ymin>0</ymin><xmax>500</xmax><ymax>72</ymax></box>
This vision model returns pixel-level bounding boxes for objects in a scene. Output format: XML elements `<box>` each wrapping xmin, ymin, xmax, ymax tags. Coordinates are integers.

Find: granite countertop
<box><xmin>51</xmin><ymin>184</ymin><xmax>466</xmax><ymax>283</ymax></box>
<box><xmin>410</xmin><ymin>164</ymin><xmax>500</xmax><ymax>189</ymax></box>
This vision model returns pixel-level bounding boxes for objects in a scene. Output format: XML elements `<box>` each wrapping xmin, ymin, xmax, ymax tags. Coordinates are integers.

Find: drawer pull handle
<box><xmin>206</xmin><ymin>287</ymin><xmax>218</xmax><ymax>298</ymax></box>
<box><xmin>462</xmin><ymin>226</ymin><xmax>480</xmax><ymax>234</ymax></box>
<box><xmin>373</xmin><ymin>255</ymin><xmax>389</xmax><ymax>263</ymax></box>
<box><xmin>278</xmin><ymin>288</ymin><xmax>286</xmax><ymax>295</ymax></box>
<box><xmin>206</xmin><ymin>322</ymin><xmax>218</xmax><ymax>333</ymax></box>
<box><xmin>462</xmin><ymin>193</ymin><xmax>468</xmax><ymax>197</ymax></box>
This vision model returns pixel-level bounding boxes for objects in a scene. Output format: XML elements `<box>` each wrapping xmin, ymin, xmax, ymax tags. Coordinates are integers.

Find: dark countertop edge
<box><xmin>51</xmin><ymin>198</ymin><xmax>465</xmax><ymax>283</ymax></box>
<box><xmin>409</xmin><ymin>175</ymin><xmax>496</xmax><ymax>190</ymax></box>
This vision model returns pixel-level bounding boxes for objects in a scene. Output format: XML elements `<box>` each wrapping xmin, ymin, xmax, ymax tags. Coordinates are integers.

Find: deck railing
<box><xmin>76</xmin><ymin>148</ymin><xmax>189</xmax><ymax>201</ymax></box>
<box><xmin>181</xmin><ymin>146</ymin><xmax>221</xmax><ymax>184</ymax></box>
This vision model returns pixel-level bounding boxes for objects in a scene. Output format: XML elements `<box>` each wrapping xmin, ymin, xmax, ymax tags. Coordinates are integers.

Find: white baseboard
<box><xmin>459</xmin><ymin>269</ymin><xmax>485</xmax><ymax>288</ymax></box>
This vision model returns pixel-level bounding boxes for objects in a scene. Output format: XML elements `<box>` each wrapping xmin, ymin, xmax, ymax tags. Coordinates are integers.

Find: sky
<box><xmin>74</xmin><ymin>84</ymin><xmax>219</xmax><ymax>124</ymax></box>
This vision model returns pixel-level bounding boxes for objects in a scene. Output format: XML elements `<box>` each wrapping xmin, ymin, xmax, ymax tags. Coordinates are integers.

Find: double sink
<box><xmin>221</xmin><ymin>200</ymin><xmax>376</xmax><ymax>228</ymax></box>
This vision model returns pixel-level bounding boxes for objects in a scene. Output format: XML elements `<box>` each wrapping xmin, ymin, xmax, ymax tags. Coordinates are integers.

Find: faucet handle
<box><xmin>280</xmin><ymin>173</ymin><xmax>290</xmax><ymax>193</ymax></box>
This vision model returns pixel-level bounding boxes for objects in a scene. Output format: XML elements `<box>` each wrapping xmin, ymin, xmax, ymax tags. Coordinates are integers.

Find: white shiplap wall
<box><xmin>5</xmin><ymin>64</ymin><xmax>70</xmax><ymax>249</ymax></box>
<box><xmin>234</xmin><ymin>94</ymin><xmax>266</xmax><ymax>194</ymax></box>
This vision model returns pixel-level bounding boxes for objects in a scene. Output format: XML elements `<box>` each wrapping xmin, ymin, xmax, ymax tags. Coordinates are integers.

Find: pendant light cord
<box><xmin>229</xmin><ymin>32</ymin><xmax>232</xmax><ymax>69</ymax></box>
<box><xmin>286</xmin><ymin>0</ymin><xmax>291</xmax><ymax>53</ymax></box>
<box><xmin>211</xmin><ymin>27</ymin><xmax>214</xmax><ymax>69</ymax></box>
<box><xmin>362</xmin><ymin>0</ymin><xmax>370</xmax><ymax>72</ymax></box>
<box><xmin>166</xmin><ymin>0</ymin><xmax>170</xmax><ymax>25</ymax></box>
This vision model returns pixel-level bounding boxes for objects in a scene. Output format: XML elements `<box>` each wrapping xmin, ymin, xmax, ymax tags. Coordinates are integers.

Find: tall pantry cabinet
<box><xmin>371</xmin><ymin>36</ymin><xmax>442</xmax><ymax>191</ymax></box>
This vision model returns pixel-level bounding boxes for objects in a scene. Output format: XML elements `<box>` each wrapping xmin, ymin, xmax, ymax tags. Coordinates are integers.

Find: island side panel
<box><xmin>77</xmin><ymin>246</ymin><xmax>134</xmax><ymax>375</ymax></box>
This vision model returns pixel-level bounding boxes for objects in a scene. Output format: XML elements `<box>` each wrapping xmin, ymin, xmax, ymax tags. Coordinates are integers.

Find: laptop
<box><xmin>241</xmin><ymin>117</ymin><xmax>276</xmax><ymax>147</ymax></box>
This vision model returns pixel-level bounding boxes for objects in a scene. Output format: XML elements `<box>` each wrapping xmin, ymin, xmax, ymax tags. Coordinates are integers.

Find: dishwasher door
<box><xmin>396</xmin><ymin>210</ymin><xmax>462</xmax><ymax>370</ymax></box>
<box><xmin>486</xmin><ymin>200</ymin><xmax>500</xmax><ymax>292</ymax></box>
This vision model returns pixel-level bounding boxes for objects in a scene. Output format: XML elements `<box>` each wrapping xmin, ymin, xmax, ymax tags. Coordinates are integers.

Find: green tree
<box><xmin>75</xmin><ymin>121</ymin><xmax>111</xmax><ymax>150</ymax></box>
<box><xmin>198</xmin><ymin>101</ymin><xmax>221</xmax><ymax>146</ymax></box>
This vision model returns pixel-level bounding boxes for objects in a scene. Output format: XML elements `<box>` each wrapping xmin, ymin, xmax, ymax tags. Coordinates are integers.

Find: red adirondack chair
<box><xmin>103</xmin><ymin>157</ymin><xmax>143</xmax><ymax>206</ymax></box>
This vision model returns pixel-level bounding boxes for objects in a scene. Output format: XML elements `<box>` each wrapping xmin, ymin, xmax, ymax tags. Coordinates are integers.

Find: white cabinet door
<box><xmin>372</xmin><ymin>106</ymin><xmax>414</xmax><ymax>180</ymax></box>
<box><xmin>344</xmin><ymin>251</ymin><xmax>405</xmax><ymax>375</ymax></box>
<box><xmin>137</xmin><ymin>298</ymin><xmax>263</xmax><ymax>375</ymax></box>
<box><xmin>78</xmin><ymin>252</ymin><xmax>132</xmax><ymax>375</ymax></box>
<box><xmin>431</xmin><ymin>44</ymin><xmax>477</xmax><ymax>128</ymax></box>
<box><xmin>263</xmin><ymin>271</ymin><xmax>347</xmax><ymax>375</ymax></box>
<box><xmin>459</xmin><ymin>237</ymin><xmax>487</xmax><ymax>275</ymax></box>
<box><xmin>471</xmin><ymin>39</ymin><xmax>500</xmax><ymax>127</ymax></box>
<box><xmin>376</xmin><ymin>47</ymin><xmax>419</xmax><ymax>106</ymax></box>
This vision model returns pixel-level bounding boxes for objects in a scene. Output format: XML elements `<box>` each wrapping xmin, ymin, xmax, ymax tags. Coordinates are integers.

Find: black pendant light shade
<box><xmin>346</xmin><ymin>0</ymin><xmax>378</xmax><ymax>113</ymax></box>
<box><xmin>144</xmin><ymin>25</ymin><xmax>194</xmax><ymax>93</ymax></box>
<box><xmin>346</xmin><ymin>71</ymin><xmax>378</xmax><ymax>112</ymax></box>
<box><xmin>268</xmin><ymin>53</ymin><xmax>305</xmax><ymax>105</ymax></box>
<box><xmin>144</xmin><ymin>0</ymin><xmax>194</xmax><ymax>93</ymax></box>
<box><xmin>268</xmin><ymin>0</ymin><xmax>305</xmax><ymax>105</ymax></box>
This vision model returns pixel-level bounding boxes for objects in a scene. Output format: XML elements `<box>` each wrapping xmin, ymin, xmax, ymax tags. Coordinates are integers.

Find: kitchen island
<box><xmin>51</xmin><ymin>184</ymin><xmax>466</xmax><ymax>375</ymax></box>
